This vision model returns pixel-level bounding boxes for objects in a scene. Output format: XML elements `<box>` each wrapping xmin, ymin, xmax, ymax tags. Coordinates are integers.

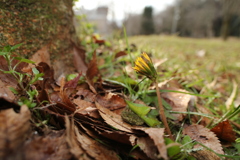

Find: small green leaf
<box><xmin>11</xmin><ymin>43</ymin><xmax>23</xmax><ymax>50</ymax></box>
<box><xmin>236</xmin><ymin>138</ymin><xmax>240</xmax><ymax>143</ymax></box>
<box><xmin>29</xmin><ymin>102</ymin><xmax>37</xmax><ymax>108</ymax></box>
<box><xmin>21</xmin><ymin>58</ymin><xmax>35</xmax><ymax>64</ymax></box>
<box><xmin>126</xmin><ymin>100</ymin><xmax>150</xmax><ymax>116</ymax></box>
<box><xmin>32</xmin><ymin>67</ymin><xmax>40</xmax><ymax>74</ymax></box>
<box><xmin>3</xmin><ymin>45</ymin><xmax>11</xmax><ymax>52</ymax></box>
<box><xmin>66</xmin><ymin>73</ymin><xmax>78</xmax><ymax>81</ymax></box>
<box><xmin>14</xmin><ymin>57</ymin><xmax>35</xmax><ymax>64</ymax></box>
<box><xmin>9</xmin><ymin>87</ymin><xmax>18</xmax><ymax>94</ymax></box>
<box><xmin>126</xmin><ymin>100</ymin><xmax>160</xmax><ymax>127</ymax></box>
<box><xmin>3</xmin><ymin>70</ymin><xmax>14</xmax><ymax>74</ymax></box>
<box><xmin>0</xmin><ymin>52</ymin><xmax>9</xmax><ymax>56</ymax></box>
<box><xmin>182</xmin><ymin>135</ymin><xmax>193</xmax><ymax>150</ymax></box>
<box><xmin>165</xmin><ymin>138</ymin><xmax>182</xmax><ymax>159</ymax></box>
<box><xmin>38</xmin><ymin>77</ymin><xmax>43</xmax><ymax>81</ymax></box>
<box><xmin>140</xmin><ymin>116</ymin><xmax>160</xmax><ymax>127</ymax></box>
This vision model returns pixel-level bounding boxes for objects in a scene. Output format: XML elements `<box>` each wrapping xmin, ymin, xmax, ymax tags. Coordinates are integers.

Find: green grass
<box><xmin>128</xmin><ymin>35</ymin><xmax>240</xmax><ymax>122</ymax></box>
<box><xmin>129</xmin><ymin>35</ymin><xmax>240</xmax><ymax>80</ymax></box>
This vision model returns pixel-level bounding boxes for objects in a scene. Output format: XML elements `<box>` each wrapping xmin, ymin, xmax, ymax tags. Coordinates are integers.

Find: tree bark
<box><xmin>0</xmin><ymin>0</ymin><xmax>85</xmax><ymax>78</ymax></box>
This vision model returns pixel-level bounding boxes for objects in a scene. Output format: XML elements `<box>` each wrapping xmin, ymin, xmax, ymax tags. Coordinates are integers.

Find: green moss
<box><xmin>0</xmin><ymin>0</ymin><xmax>76</xmax><ymax>66</ymax></box>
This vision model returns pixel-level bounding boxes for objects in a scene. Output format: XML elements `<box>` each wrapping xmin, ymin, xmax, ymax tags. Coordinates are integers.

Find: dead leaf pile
<box><xmin>0</xmin><ymin>47</ymin><xmax>238</xmax><ymax>160</ymax></box>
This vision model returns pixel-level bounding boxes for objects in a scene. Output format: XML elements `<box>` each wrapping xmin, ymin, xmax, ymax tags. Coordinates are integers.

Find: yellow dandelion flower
<box><xmin>133</xmin><ymin>52</ymin><xmax>157</xmax><ymax>80</ymax></box>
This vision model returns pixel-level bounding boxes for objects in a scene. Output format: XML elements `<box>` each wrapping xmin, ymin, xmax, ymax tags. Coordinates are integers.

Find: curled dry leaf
<box><xmin>95</xmin><ymin>102</ymin><xmax>133</xmax><ymax>133</ymax></box>
<box><xmin>210</xmin><ymin>120</ymin><xmax>236</xmax><ymax>143</ymax></box>
<box><xmin>72</xmin><ymin>43</ymin><xmax>88</xmax><ymax>74</ymax></box>
<box><xmin>144</xmin><ymin>128</ymin><xmax>167</xmax><ymax>160</ymax></box>
<box><xmin>183</xmin><ymin>124</ymin><xmax>224</xmax><ymax>155</ymax></box>
<box><xmin>74</xmin><ymin>126</ymin><xmax>119</xmax><ymax>160</ymax></box>
<box><xmin>137</xmin><ymin>136</ymin><xmax>159</xmax><ymax>160</ymax></box>
<box><xmin>161</xmin><ymin>88</ymin><xmax>197</xmax><ymax>121</ymax></box>
<box><xmin>96</xmin><ymin>93</ymin><xmax>126</xmax><ymax>113</ymax></box>
<box><xmin>132</xmin><ymin>128</ymin><xmax>168</xmax><ymax>160</ymax></box>
<box><xmin>73</xmin><ymin>98</ymin><xmax>99</xmax><ymax>118</ymax></box>
<box><xmin>86</xmin><ymin>52</ymin><xmax>99</xmax><ymax>93</ymax></box>
<box><xmin>0</xmin><ymin>105</ymin><xmax>30</xmax><ymax>159</ymax></box>
<box><xmin>114</xmin><ymin>51</ymin><xmax>127</xmax><ymax>59</ymax></box>
<box><xmin>65</xmin><ymin>116</ymin><xmax>119</xmax><ymax>160</ymax></box>
<box><xmin>65</xmin><ymin>116</ymin><xmax>92</xmax><ymax>160</ymax></box>
<box><xmin>64</xmin><ymin>72</ymin><xmax>82</xmax><ymax>89</ymax></box>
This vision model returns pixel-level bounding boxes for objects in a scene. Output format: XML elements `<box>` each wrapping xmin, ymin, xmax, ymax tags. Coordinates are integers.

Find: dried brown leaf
<box><xmin>0</xmin><ymin>79</ymin><xmax>15</xmax><ymax>101</ymax></box>
<box><xmin>76</xmin><ymin>87</ymin><xmax>96</xmax><ymax>103</ymax></box>
<box><xmin>96</xmin><ymin>93</ymin><xmax>126</xmax><ymax>113</ymax></box>
<box><xmin>137</xmin><ymin>136</ymin><xmax>159</xmax><ymax>160</ymax></box>
<box><xmin>74</xmin><ymin>126</ymin><xmax>119</xmax><ymax>160</ymax></box>
<box><xmin>95</xmin><ymin>102</ymin><xmax>133</xmax><ymax>133</ymax></box>
<box><xmin>72</xmin><ymin>43</ymin><xmax>88</xmax><ymax>74</ymax></box>
<box><xmin>24</xmin><ymin>130</ymin><xmax>73</xmax><ymax>160</ymax></box>
<box><xmin>0</xmin><ymin>105</ymin><xmax>30</xmax><ymax>159</ymax></box>
<box><xmin>65</xmin><ymin>116</ymin><xmax>91</xmax><ymax>160</ymax></box>
<box><xmin>133</xmin><ymin>128</ymin><xmax>168</xmax><ymax>160</ymax></box>
<box><xmin>99</xmin><ymin>130</ymin><xmax>132</xmax><ymax>145</ymax></box>
<box><xmin>190</xmin><ymin>150</ymin><xmax>222</xmax><ymax>160</ymax></box>
<box><xmin>161</xmin><ymin>88</ymin><xmax>197</xmax><ymax>121</ymax></box>
<box><xmin>73</xmin><ymin>98</ymin><xmax>99</xmax><ymax>118</ymax></box>
<box><xmin>144</xmin><ymin>128</ymin><xmax>167</xmax><ymax>160</ymax></box>
<box><xmin>30</xmin><ymin>45</ymin><xmax>51</xmax><ymax>65</ymax></box>
<box><xmin>115</xmin><ymin>51</ymin><xmax>127</xmax><ymax>59</ymax></box>
<box><xmin>211</xmin><ymin>120</ymin><xmax>236</xmax><ymax>143</ymax></box>
<box><xmin>64</xmin><ymin>72</ymin><xmax>82</xmax><ymax>89</ymax></box>
<box><xmin>183</xmin><ymin>124</ymin><xmax>224</xmax><ymax>155</ymax></box>
<box><xmin>86</xmin><ymin>52</ymin><xmax>99</xmax><ymax>93</ymax></box>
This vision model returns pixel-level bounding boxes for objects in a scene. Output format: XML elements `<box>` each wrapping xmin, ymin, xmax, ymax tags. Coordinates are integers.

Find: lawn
<box><xmin>129</xmin><ymin>35</ymin><xmax>240</xmax><ymax>104</ymax></box>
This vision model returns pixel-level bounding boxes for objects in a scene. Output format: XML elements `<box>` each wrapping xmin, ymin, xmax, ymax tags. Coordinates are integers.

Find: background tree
<box><xmin>0</xmin><ymin>0</ymin><xmax>85</xmax><ymax>78</ymax></box>
<box><xmin>140</xmin><ymin>6</ymin><xmax>155</xmax><ymax>35</ymax></box>
<box><xmin>123</xmin><ymin>13</ymin><xmax>141</xmax><ymax>36</ymax></box>
<box><xmin>220</xmin><ymin>0</ymin><xmax>240</xmax><ymax>40</ymax></box>
<box><xmin>155</xmin><ymin>0</ymin><xmax>240</xmax><ymax>39</ymax></box>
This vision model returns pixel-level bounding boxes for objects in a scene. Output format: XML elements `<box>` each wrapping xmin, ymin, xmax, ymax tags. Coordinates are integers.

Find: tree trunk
<box><xmin>0</xmin><ymin>0</ymin><xmax>86</xmax><ymax>78</ymax></box>
<box><xmin>221</xmin><ymin>0</ymin><xmax>235</xmax><ymax>41</ymax></box>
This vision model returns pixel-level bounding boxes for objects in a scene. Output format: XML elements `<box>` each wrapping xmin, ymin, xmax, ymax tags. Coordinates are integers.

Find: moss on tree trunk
<box><xmin>0</xmin><ymin>0</ymin><xmax>80</xmax><ymax>78</ymax></box>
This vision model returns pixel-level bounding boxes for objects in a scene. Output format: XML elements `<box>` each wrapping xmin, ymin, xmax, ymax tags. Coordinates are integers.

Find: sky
<box><xmin>74</xmin><ymin>0</ymin><xmax>176</xmax><ymax>22</ymax></box>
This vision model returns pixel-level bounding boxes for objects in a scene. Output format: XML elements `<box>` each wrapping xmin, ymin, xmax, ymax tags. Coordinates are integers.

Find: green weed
<box><xmin>0</xmin><ymin>43</ymin><xmax>44</xmax><ymax>108</ymax></box>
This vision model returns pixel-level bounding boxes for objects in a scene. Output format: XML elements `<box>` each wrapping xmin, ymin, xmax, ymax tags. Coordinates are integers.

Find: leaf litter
<box><xmin>0</xmin><ymin>40</ymin><xmax>239</xmax><ymax>160</ymax></box>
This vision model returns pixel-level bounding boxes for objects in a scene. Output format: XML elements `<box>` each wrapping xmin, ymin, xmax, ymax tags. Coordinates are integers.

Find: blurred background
<box><xmin>74</xmin><ymin>0</ymin><xmax>240</xmax><ymax>40</ymax></box>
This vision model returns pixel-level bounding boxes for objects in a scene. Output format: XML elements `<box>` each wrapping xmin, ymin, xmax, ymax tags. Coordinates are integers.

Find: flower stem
<box><xmin>154</xmin><ymin>81</ymin><xmax>174</xmax><ymax>140</ymax></box>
